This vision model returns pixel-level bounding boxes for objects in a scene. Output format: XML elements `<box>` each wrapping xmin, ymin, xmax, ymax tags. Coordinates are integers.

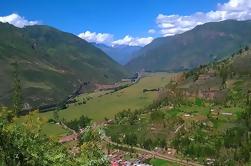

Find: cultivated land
<box><xmin>39</xmin><ymin>72</ymin><xmax>176</xmax><ymax>122</ymax></box>
<box><xmin>16</xmin><ymin>72</ymin><xmax>175</xmax><ymax>137</ymax></box>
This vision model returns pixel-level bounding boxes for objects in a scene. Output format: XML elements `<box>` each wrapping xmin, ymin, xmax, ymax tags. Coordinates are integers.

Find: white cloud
<box><xmin>148</xmin><ymin>29</ymin><xmax>156</xmax><ymax>34</ymax></box>
<box><xmin>0</xmin><ymin>13</ymin><xmax>39</xmax><ymax>28</ymax></box>
<box><xmin>112</xmin><ymin>35</ymin><xmax>153</xmax><ymax>46</ymax></box>
<box><xmin>78</xmin><ymin>31</ymin><xmax>113</xmax><ymax>44</ymax></box>
<box><xmin>157</xmin><ymin>0</ymin><xmax>251</xmax><ymax>36</ymax></box>
<box><xmin>78</xmin><ymin>31</ymin><xmax>153</xmax><ymax>46</ymax></box>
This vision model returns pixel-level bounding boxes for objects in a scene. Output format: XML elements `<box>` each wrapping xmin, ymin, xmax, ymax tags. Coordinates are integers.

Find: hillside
<box><xmin>126</xmin><ymin>20</ymin><xmax>251</xmax><ymax>72</ymax></box>
<box><xmin>93</xmin><ymin>43</ymin><xmax>141</xmax><ymax>65</ymax></box>
<box><xmin>0</xmin><ymin>23</ymin><xmax>127</xmax><ymax>107</ymax></box>
<box><xmin>104</xmin><ymin>47</ymin><xmax>251</xmax><ymax>166</ymax></box>
<box><xmin>178</xmin><ymin>46</ymin><xmax>251</xmax><ymax>106</ymax></box>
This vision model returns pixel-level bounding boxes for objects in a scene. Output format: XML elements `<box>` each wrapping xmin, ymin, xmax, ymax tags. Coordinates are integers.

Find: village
<box><xmin>57</xmin><ymin>122</ymin><xmax>191</xmax><ymax>166</ymax></box>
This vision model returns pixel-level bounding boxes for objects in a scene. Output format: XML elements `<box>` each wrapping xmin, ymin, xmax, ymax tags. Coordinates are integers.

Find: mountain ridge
<box><xmin>126</xmin><ymin>20</ymin><xmax>251</xmax><ymax>72</ymax></box>
<box><xmin>0</xmin><ymin>22</ymin><xmax>128</xmax><ymax>106</ymax></box>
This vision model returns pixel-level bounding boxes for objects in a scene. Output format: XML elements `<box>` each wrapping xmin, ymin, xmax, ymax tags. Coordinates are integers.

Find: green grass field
<box><xmin>15</xmin><ymin>111</ymin><xmax>68</xmax><ymax>137</ymax></box>
<box><xmin>150</xmin><ymin>158</ymin><xmax>179</xmax><ymax>166</ymax></box>
<box><xmin>40</xmin><ymin>72</ymin><xmax>175</xmax><ymax>122</ymax></box>
<box><xmin>41</xmin><ymin>123</ymin><xmax>69</xmax><ymax>137</ymax></box>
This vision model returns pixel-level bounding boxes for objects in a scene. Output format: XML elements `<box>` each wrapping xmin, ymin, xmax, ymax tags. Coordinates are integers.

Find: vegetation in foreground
<box><xmin>0</xmin><ymin>108</ymin><xmax>109</xmax><ymax>166</ymax></box>
<box><xmin>0</xmin><ymin>64</ymin><xmax>109</xmax><ymax>166</ymax></box>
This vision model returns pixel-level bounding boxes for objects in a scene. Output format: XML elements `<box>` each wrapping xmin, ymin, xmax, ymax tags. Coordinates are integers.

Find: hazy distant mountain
<box><xmin>126</xmin><ymin>20</ymin><xmax>251</xmax><ymax>72</ymax></box>
<box><xmin>93</xmin><ymin>43</ymin><xmax>141</xmax><ymax>65</ymax></box>
<box><xmin>0</xmin><ymin>23</ymin><xmax>127</xmax><ymax>106</ymax></box>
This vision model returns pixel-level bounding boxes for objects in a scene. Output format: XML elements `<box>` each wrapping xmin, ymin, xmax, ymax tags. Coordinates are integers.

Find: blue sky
<box><xmin>1</xmin><ymin>0</ymin><xmax>250</xmax><ymax>46</ymax></box>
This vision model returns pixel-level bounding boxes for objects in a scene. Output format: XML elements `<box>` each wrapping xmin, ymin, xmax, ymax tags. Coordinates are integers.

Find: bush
<box><xmin>65</xmin><ymin>115</ymin><xmax>91</xmax><ymax>131</ymax></box>
<box><xmin>48</xmin><ymin>118</ymin><xmax>56</xmax><ymax>124</ymax></box>
<box><xmin>195</xmin><ymin>98</ymin><xmax>204</xmax><ymax>107</ymax></box>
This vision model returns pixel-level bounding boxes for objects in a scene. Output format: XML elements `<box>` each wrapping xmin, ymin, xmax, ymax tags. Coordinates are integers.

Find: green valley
<box><xmin>40</xmin><ymin>72</ymin><xmax>175</xmax><ymax>121</ymax></box>
<box><xmin>2</xmin><ymin>2</ymin><xmax>251</xmax><ymax>165</ymax></box>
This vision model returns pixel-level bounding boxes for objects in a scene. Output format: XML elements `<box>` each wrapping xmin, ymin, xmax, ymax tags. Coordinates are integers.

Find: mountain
<box><xmin>93</xmin><ymin>43</ymin><xmax>141</xmax><ymax>65</ymax></box>
<box><xmin>126</xmin><ymin>20</ymin><xmax>251</xmax><ymax>72</ymax></box>
<box><xmin>0</xmin><ymin>23</ymin><xmax>128</xmax><ymax>107</ymax></box>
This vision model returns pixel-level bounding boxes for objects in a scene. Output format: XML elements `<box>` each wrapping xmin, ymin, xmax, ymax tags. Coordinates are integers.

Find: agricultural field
<box><xmin>39</xmin><ymin>72</ymin><xmax>176</xmax><ymax>122</ymax></box>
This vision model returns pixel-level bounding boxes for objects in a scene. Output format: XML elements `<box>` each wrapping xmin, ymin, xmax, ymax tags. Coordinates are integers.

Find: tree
<box><xmin>80</xmin><ymin>126</ymin><xmax>100</xmax><ymax>144</ymax></box>
<box><xmin>143</xmin><ymin>138</ymin><xmax>154</xmax><ymax>150</ymax></box>
<box><xmin>219</xmin><ymin>65</ymin><xmax>228</xmax><ymax>88</ymax></box>
<box><xmin>53</xmin><ymin>109</ymin><xmax>59</xmax><ymax>122</ymax></box>
<box><xmin>66</xmin><ymin>115</ymin><xmax>91</xmax><ymax>131</ymax></box>
<box><xmin>12</xmin><ymin>62</ymin><xmax>22</xmax><ymax>116</ymax></box>
<box><xmin>78</xmin><ymin>127</ymin><xmax>109</xmax><ymax>166</ymax></box>
<box><xmin>78</xmin><ymin>142</ymin><xmax>109</xmax><ymax>166</ymax></box>
<box><xmin>245</xmin><ymin>46</ymin><xmax>249</xmax><ymax>51</ymax></box>
<box><xmin>159</xmin><ymin>138</ymin><xmax>167</xmax><ymax>148</ymax></box>
<box><xmin>124</xmin><ymin>133</ymin><xmax>137</xmax><ymax>147</ymax></box>
<box><xmin>0</xmin><ymin>112</ymin><xmax>108</xmax><ymax>166</ymax></box>
<box><xmin>0</xmin><ymin>121</ymin><xmax>73</xmax><ymax>165</ymax></box>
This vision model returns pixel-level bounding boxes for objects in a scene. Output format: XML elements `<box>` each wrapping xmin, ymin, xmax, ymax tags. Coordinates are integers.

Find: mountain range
<box><xmin>93</xmin><ymin>43</ymin><xmax>141</xmax><ymax>65</ymax></box>
<box><xmin>126</xmin><ymin>20</ymin><xmax>251</xmax><ymax>72</ymax></box>
<box><xmin>0</xmin><ymin>22</ymin><xmax>127</xmax><ymax>107</ymax></box>
<box><xmin>1</xmin><ymin>19</ymin><xmax>251</xmax><ymax>107</ymax></box>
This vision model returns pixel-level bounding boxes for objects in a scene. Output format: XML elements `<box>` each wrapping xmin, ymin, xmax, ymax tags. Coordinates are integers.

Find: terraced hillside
<box><xmin>180</xmin><ymin>46</ymin><xmax>251</xmax><ymax>106</ymax></box>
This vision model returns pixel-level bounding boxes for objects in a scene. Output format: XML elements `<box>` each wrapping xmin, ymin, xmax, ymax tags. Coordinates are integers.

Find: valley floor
<box><xmin>41</xmin><ymin>72</ymin><xmax>175</xmax><ymax>122</ymax></box>
<box><xmin>17</xmin><ymin>72</ymin><xmax>176</xmax><ymax>136</ymax></box>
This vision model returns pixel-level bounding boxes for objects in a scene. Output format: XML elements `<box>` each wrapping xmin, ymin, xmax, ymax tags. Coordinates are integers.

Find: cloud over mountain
<box><xmin>112</xmin><ymin>35</ymin><xmax>153</xmax><ymax>46</ymax></box>
<box><xmin>78</xmin><ymin>31</ymin><xmax>114</xmax><ymax>44</ymax></box>
<box><xmin>157</xmin><ymin>0</ymin><xmax>251</xmax><ymax>36</ymax></box>
<box><xmin>78</xmin><ymin>31</ymin><xmax>153</xmax><ymax>46</ymax></box>
<box><xmin>0</xmin><ymin>13</ymin><xmax>39</xmax><ymax>28</ymax></box>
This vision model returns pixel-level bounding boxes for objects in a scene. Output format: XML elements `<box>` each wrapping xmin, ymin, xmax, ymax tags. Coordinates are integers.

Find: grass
<box><xmin>179</xmin><ymin>105</ymin><xmax>210</xmax><ymax>116</ymax></box>
<box><xmin>150</xmin><ymin>158</ymin><xmax>179</xmax><ymax>166</ymax></box>
<box><xmin>16</xmin><ymin>111</ymin><xmax>68</xmax><ymax>137</ymax></box>
<box><xmin>41</xmin><ymin>123</ymin><xmax>69</xmax><ymax>137</ymax></box>
<box><xmin>40</xmin><ymin>72</ymin><xmax>175</xmax><ymax>121</ymax></box>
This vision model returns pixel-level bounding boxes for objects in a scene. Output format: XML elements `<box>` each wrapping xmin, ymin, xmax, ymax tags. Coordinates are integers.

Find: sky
<box><xmin>1</xmin><ymin>0</ymin><xmax>251</xmax><ymax>46</ymax></box>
